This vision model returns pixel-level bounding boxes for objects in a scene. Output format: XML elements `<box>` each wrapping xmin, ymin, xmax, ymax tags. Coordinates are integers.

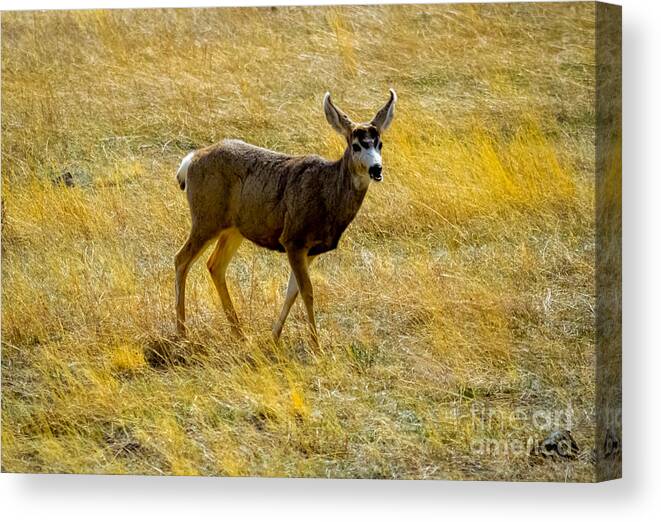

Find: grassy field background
<box><xmin>2</xmin><ymin>3</ymin><xmax>598</xmax><ymax>480</ymax></box>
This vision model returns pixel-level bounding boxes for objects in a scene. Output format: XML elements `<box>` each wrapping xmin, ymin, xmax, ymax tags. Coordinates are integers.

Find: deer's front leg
<box><xmin>272</xmin><ymin>255</ymin><xmax>316</xmax><ymax>342</ymax></box>
<box><xmin>285</xmin><ymin>247</ymin><xmax>319</xmax><ymax>349</ymax></box>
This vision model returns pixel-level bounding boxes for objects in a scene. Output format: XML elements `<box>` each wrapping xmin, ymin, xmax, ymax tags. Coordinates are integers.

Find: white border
<box><xmin>3</xmin><ymin>1</ymin><xmax>660</xmax><ymax>521</ymax></box>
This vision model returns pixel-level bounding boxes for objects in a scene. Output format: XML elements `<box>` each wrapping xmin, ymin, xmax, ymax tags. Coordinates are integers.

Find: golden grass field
<box><xmin>2</xmin><ymin>3</ymin><xmax>604</xmax><ymax>480</ymax></box>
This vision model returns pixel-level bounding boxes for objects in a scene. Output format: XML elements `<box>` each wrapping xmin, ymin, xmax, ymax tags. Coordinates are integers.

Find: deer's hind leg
<box><xmin>207</xmin><ymin>228</ymin><xmax>244</xmax><ymax>337</ymax></box>
<box><xmin>175</xmin><ymin>232</ymin><xmax>215</xmax><ymax>336</ymax></box>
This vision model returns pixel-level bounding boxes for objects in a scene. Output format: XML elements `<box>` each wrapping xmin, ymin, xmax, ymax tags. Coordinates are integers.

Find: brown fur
<box><xmin>185</xmin><ymin>140</ymin><xmax>368</xmax><ymax>255</ymax></box>
<box><xmin>174</xmin><ymin>90</ymin><xmax>397</xmax><ymax>346</ymax></box>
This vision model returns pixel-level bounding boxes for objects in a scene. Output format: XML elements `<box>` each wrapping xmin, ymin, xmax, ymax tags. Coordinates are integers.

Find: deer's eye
<box><xmin>352</xmin><ymin>143</ymin><xmax>361</xmax><ymax>152</ymax></box>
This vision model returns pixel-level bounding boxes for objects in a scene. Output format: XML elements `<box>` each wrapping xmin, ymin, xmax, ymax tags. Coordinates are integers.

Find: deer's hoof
<box><xmin>230</xmin><ymin>325</ymin><xmax>247</xmax><ymax>341</ymax></box>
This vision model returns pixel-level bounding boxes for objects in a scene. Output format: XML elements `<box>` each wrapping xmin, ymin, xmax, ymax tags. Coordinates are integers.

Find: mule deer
<box><xmin>174</xmin><ymin>89</ymin><xmax>397</xmax><ymax>347</ymax></box>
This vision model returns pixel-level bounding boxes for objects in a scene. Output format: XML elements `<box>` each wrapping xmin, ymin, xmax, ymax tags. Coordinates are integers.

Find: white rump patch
<box><xmin>176</xmin><ymin>151</ymin><xmax>195</xmax><ymax>189</ymax></box>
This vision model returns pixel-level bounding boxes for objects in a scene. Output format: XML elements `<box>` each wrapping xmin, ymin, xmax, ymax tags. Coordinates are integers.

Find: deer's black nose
<box><xmin>368</xmin><ymin>164</ymin><xmax>383</xmax><ymax>181</ymax></box>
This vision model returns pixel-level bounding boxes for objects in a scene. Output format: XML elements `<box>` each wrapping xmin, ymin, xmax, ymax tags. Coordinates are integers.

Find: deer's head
<box><xmin>323</xmin><ymin>89</ymin><xmax>397</xmax><ymax>183</ymax></box>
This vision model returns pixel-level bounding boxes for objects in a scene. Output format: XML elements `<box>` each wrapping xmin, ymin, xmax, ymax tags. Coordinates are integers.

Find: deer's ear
<box><xmin>371</xmin><ymin>89</ymin><xmax>397</xmax><ymax>133</ymax></box>
<box><xmin>324</xmin><ymin>92</ymin><xmax>353</xmax><ymax>138</ymax></box>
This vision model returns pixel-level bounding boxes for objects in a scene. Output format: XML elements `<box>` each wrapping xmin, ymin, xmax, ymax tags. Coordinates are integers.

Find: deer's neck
<box><xmin>342</xmin><ymin>147</ymin><xmax>371</xmax><ymax>192</ymax></box>
<box><xmin>330</xmin><ymin>147</ymin><xmax>369</xmax><ymax>220</ymax></box>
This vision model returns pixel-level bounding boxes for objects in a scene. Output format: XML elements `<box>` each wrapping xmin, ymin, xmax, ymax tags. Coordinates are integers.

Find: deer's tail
<box><xmin>176</xmin><ymin>151</ymin><xmax>195</xmax><ymax>191</ymax></box>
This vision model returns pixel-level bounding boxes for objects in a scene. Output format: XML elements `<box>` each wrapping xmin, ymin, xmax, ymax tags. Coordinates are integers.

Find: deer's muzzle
<box><xmin>368</xmin><ymin>164</ymin><xmax>383</xmax><ymax>182</ymax></box>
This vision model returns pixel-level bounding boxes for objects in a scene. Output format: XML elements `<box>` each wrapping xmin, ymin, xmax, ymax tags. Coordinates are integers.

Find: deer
<box><xmin>174</xmin><ymin>89</ymin><xmax>397</xmax><ymax>348</ymax></box>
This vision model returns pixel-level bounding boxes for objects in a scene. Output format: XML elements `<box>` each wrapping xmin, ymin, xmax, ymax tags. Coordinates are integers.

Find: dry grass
<box><xmin>2</xmin><ymin>3</ymin><xmax>598</xmax><ymax>480</ymax></box>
